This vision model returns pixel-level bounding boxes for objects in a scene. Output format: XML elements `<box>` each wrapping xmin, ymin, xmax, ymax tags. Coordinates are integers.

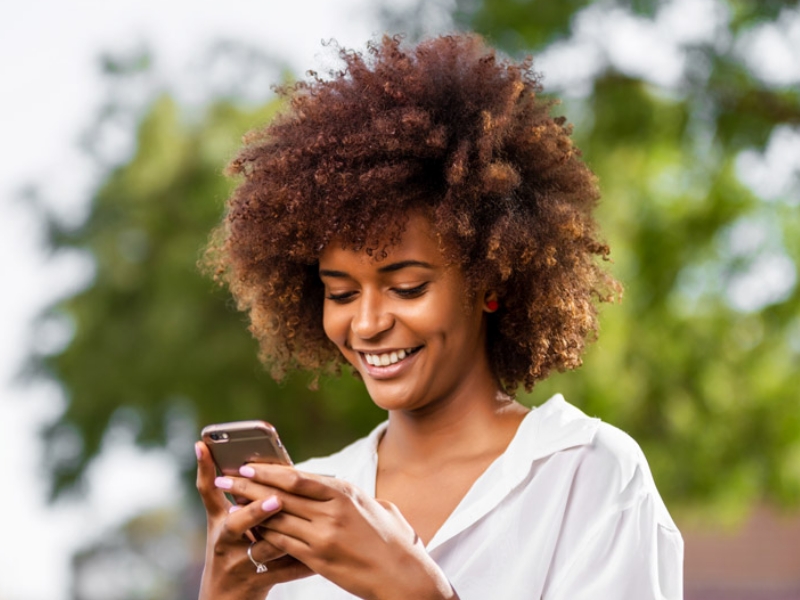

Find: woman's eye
<box><xmin>394</xmin><ymin>283</ymin><xmax>428</xmax><ymax>299</ymax></box>
<box><xmin>325</xmin><ymin>291</ymin><xmax>356</xmax><ymax>303</ymax></box>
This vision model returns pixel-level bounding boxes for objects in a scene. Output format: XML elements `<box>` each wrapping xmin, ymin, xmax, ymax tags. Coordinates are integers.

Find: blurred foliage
<box><xmin>71</xmin><ymin>505</ymin><xmax>201</xmax><ymax>600</ymax></box>
<box><xmin>448</xmin><ymin>0</ymin><xmax>800</xmax><ymax>520</ymax></box>
<box><xmin>31</xmin><ymin>0</ymin><xmax>800</xmax><ymax>523</ymax></box>
<box><xmin>33</xmin><ymin>89</ymin><xmax>381</xmax><ymax>499</ymax></box>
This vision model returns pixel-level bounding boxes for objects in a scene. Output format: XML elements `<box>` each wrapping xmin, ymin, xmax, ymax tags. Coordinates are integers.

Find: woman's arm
<box><xmin>215</xmin><ymin>462</ymin><xmax>459</xmax><ymax>600</ymax></box>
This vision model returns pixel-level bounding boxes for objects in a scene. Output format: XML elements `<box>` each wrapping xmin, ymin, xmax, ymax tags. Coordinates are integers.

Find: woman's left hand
<box><xmin>215</xmin><ymin>465</ymin><xmax>458</xmax><ymax>600</ymax></box>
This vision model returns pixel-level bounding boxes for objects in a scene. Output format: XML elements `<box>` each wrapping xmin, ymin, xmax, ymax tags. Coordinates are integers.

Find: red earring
<box><xmin>486</xmin><ymin>299</ymin><xmax>499</xmax><ymax>312</ymax></box>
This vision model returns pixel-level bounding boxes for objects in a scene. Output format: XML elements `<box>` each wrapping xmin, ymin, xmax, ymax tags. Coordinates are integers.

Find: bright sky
<box><xmin>1</xmin><ymin>1</ymin><xmax>798</xmax><ymax>598</ymax></box>
<box><xmin>0</xmin><ymin>2</ymin><xmax>390</xmax><ymax>598</ymax></box>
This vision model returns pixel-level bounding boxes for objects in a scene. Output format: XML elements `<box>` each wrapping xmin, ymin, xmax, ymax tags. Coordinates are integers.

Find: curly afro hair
<box><xmin>205</xmin><ymin>33</ymin><xmax>621</xmax><ymax>393</ymax></box>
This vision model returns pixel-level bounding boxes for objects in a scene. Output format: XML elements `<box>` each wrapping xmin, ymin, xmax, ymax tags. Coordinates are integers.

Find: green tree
<box><xmin>70</xmin><ymin>506</ymin><xmax>201</xmax><ymax>600</ymax></box>
<box><xmin>33</xmin><ymin>80</ymin><xmax>382</xmax><ymax>499</ymax></box>
<box><xmin>444</xmin><ymin>0</ymin><xmax>800</xmax><ymax>519</ymax></box>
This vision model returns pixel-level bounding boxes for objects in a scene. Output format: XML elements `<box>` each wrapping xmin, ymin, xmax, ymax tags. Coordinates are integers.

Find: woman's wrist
<box><xmin>389</xmin><ymin>578</ymin><xmax>458</xmax><ymax>600</ymax></box>
<box><xmin>377</xmin><ymin>552</ymin><xmax>458</xmax><ymax>600</ymax></box>
<box><xmin>199</xmin><ymin>564</ymin><xmax>274</xmax><ymax>600</ymax></box>
<box><xmin>200</xmin><ymin>580</ymin><xmax>274</xmax><ymax>600</ymax></box>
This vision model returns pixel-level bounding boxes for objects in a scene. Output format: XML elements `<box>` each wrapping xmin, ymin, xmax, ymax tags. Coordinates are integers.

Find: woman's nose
<box><xmin>351</xmin><ymin>292</ymin><xmax>394</xmax><ymax>339</ymax></box>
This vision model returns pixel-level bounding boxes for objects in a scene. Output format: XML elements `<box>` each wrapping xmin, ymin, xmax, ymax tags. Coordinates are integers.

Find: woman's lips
<box><xmin>358</xmin><ymin>346</ymin><xmax>422</xmax><ymax>379</ymax></box>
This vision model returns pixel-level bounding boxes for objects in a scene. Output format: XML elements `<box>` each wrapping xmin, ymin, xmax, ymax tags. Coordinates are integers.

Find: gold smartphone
<box><xmin>201</xmin><ymin>420</ymin><xmax>293</xmax><ymax>476</ymax></box>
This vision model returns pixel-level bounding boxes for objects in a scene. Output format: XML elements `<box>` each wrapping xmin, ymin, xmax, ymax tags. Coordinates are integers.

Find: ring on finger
<box><xmin>247</xmin><ymin>541</ymin><xmax>268</xmax><ymax>574</ymax></box>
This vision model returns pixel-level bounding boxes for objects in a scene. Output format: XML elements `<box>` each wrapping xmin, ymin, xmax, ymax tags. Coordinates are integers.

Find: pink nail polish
<box><xmin>195</xmin><ymin>443</ymin><xmax>202</xmax><ymax>460</ymax></box>
<box><xmin>229</xmin><ymin>505</ymin><xmax>242</xmax><ymax>513</ymax></box>
<box><xmin>239</xmin><ymin>465</ymin><xmax>256</xmax><ymax>478</ymax></box>
<box><xmin>215</xmin><ymin>477</ymin><xmax>233</xmax><ymax>490</ymax></box>
<box><xmin>262</xmin><ymin>496</ymin><xmax>280</xmax><ymax>512</ymax></box>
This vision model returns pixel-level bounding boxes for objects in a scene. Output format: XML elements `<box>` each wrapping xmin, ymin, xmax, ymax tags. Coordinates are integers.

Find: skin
<box><xmin>196</xmin><ymin>213</ymin><xmax>529</xmax><ymax>599</ymax></box>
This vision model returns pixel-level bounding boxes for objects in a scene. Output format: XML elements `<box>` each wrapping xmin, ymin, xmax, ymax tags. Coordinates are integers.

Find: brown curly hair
<box><xmin>205</xmin><ymin>33</ymin><xmax>621</xmax><ymax>393</ymax></box>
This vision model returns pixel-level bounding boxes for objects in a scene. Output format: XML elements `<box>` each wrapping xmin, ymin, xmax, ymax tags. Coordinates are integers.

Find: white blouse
<box><xmin>269</xmin><ymin>394</ymin><xmax>683</xmax><ymax>599</ymax></box>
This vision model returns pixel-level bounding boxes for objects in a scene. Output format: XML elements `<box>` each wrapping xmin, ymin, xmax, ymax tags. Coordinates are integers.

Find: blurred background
<box><xmin>1</xmin><ymin>0</ymin><xmax>798</xmax><ymax>598</ymax></box>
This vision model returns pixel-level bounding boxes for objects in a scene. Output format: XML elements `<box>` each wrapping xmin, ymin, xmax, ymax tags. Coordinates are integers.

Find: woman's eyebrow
<box><xmin>318</xmin><ymin>268</ymin><xmax>350</xmax><ymax>279</ymax></box>
<box><xmin>377</xmin><ymin>260</ymin><xmax>435</xmax><ymax>273</ymax></box>
<box><xmin>319</xmin><ymin>260</ymin><xmax>434</xmax><ymax>279</ymax></box>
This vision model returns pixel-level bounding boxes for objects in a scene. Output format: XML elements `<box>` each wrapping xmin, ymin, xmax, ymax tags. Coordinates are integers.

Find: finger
<box><xmin>261</xmin><ymin>526</ymin><xmax>313</xmax><ymax>564</ymax></box>
<box><xmin>259</xmin><ymin>509</ymin><xmax>319</xmax><ymax>543</ymax></box>
<box><xmin>214</xmin><ymin>475</ymin><xmax>278</xmax><ymax>506</ymax></box>
<box><xmin>238</xmin><ymin>464</ymin><xmax>338</xmax><ymax>501</ymax></box>
<box><xmin>223</xmin><ymin>495</ymin><xmax>284</xmax><ymax>541</ymax></box>
<box><xmin>196</xmin><ymin>441</ymin><xmax>229</xmax><ymax>517</ymax></box>
<box><xmin>247</xmin><ymin>538</ymin><xmax>288</xmax><ymax>565</ymax></box>
<box><xmin>217</xmin><ymin>477</ymin><xmax>320</xmax><ymax>523</ymax></box>
<box><xmin>376</xmin><ymin>498</ymin><xmax>405</xmax><ymax>520</ymax></box>
<box><xmin>260</xmin><ymin>555</ymin><xmax>314</xmax><ymax>585</ymax></box>
<box><xmin>375</xmin><ymin>499</ymin><xmax>418</xmax><ymax>543</ymax></box>
<box><xmin>375</xmin><ymin>498</ymin><xmax>396</xmax><ymax>511</ymax></box>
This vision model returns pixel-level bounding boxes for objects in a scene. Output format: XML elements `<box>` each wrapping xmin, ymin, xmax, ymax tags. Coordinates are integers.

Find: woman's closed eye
<box><xmin>393</xmin><ymin>283</ymin><xmax>428</xmax><ymax>299</ymax></box>
<box><xmin>326</xmin><ymin>290</ymin><xmax>357</xmax><ymax>303</ymax></box>
<box><xmin>325</xmin><ymin>283</ymin><xmax>429</xmax><ymax>303</ymax></box>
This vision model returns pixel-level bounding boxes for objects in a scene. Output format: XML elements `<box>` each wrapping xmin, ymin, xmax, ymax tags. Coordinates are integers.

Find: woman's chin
<box><xmin>363</xmin><ymin>381</ymin><xmax>422</xmax><ymax>413</ymax></box>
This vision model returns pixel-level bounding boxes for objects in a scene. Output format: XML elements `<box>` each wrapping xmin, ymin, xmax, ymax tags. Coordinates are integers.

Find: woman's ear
<box><xmin>484</xmin><ymin>292</ymin><xmax>499</xmax><ymax>313</ymax></box>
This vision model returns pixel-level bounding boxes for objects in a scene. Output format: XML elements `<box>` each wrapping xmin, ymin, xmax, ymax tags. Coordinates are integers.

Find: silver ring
<box><xmin>247</xmin><ymin>541</ymin><xmax>268</xmax><ymax>574</ymax></box>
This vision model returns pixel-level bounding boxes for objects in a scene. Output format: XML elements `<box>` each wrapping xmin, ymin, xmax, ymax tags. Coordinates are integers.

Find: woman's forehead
<box><xmin>319</xmin><ymin>213</ymin><xmax>446</xmax><ymax>266</ymax></box>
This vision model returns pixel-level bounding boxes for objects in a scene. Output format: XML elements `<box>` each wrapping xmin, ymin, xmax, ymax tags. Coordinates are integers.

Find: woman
<box><xmin>196</xmin><ymin>34</ymin><xmax>683</xmax><ymax>599</ymax></box>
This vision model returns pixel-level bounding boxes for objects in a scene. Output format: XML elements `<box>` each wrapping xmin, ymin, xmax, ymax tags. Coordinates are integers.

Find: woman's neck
<box><xmin>378</xmin><ymin>375</ymin><xmax>529</xmax><ymax>471</ymax></box>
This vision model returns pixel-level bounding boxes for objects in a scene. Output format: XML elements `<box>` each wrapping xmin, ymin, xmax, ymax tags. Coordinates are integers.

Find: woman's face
<box><xmin>319</xmin><ymin>214</ymin><xmax>492</xmax><ymax>413</ymax></box>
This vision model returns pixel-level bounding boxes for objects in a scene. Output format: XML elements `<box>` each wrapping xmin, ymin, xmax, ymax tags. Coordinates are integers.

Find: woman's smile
<box><xmin>357</xmin><ymin>346</ymin><xmax>424</xmax><ymax>379</ymax></box>
<box><xmin>362</xmin><ymin>347</ymin><xmax>419</xmax><ymax>367</ymax></box>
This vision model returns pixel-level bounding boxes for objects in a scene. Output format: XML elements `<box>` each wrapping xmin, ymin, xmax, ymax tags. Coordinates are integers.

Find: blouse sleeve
<box><xmin>545</xmin><ymin>488</ymin><xmax>683</xmax><ymax>600</ymax></box>
<box><xmin>543</xmin><ymin>424</ymin><xmax>684</xmax><ymax>600</ymax></box>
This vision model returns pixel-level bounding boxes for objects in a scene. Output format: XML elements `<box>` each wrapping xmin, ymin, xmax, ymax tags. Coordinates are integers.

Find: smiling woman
<box><xmin>197</xmin><ymin>33</ymin><xmax>683</xmax><ymax>600</ymax></box>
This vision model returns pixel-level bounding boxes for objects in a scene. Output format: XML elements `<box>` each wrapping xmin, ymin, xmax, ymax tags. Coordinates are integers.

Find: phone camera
<box><xmin>209</xmin><ymin>432</ymin><xmax>230</xmax><ymax>441</ymax></box>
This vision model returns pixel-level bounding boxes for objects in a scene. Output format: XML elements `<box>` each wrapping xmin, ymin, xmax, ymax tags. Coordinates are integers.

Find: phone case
<box><xmin>201</xmin><ymin>420</ymin><xmax>293</xmax><ymax>475</ymax></box>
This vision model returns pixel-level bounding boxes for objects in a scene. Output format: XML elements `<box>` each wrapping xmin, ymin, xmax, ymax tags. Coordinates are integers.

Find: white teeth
<box><xmin>364</xmin><ymin>348</ymin><xmax>415</xmax><ymax>367</ymax></box>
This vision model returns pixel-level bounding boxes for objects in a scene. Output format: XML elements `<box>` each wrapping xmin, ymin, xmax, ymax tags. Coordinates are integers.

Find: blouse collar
<box><xmin>349</xmin><ymin>394</ymin><xmax>600</xmax><ymax>552</ymax></box>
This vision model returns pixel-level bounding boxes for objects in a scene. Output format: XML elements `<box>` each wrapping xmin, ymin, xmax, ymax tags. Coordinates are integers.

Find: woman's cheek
<box><xmin>322</xmin><ymin>305</ymin><xmax>349</xmax><ymax>348</ymax></box>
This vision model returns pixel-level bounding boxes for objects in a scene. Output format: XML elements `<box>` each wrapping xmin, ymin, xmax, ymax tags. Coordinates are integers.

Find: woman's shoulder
<box><xmin>532</xmin><ymin>395</ymin><xmax>649</xmax><ymax>478</ymax></box>
<box><xmin>530</xmin><ymin>397</ymin><xmax>683</xmax><ymax>600</ymax></box>
<box><xmin>528</xmin><ymin>395</ymin><xmax>677</xmax><ymax>528</ymax></box>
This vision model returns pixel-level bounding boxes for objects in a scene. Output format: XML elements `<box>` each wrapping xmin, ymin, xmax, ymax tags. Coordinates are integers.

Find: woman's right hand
<box><xmin>195</xmin><ymin>441</ymin><xmax>313</xmax><ymax>599</ymax></box>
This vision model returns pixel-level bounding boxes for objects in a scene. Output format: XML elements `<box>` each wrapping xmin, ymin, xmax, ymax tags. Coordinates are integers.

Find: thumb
<box><xmin>376</xmin><ymin>498</ymin><xmax>421</xmax><ymax>545</ymax></box>
<box><xmin>195</xmin><ymin>441</ymin><xmax>229</xmax><ymax>518</ymax></box>
<box><xmin>376</xmin><ymin>498</ymin><xmax>403</xmax><ymax>517</ymax></box>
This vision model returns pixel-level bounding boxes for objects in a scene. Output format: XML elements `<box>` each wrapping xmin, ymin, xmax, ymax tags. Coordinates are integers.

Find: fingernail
<box><xmin>228</xmin><ymin>505</ymin><xmax>242</xmax><ymax>513</ymax></box>
<box><xmin>262</xmin><ymin>496</ymin><xmax>280</xmax><ymax>512</ymax></box>
<box><xmin>239</xmin><ymin>465</ymin><xmax>256</xmax><ymax>478</ymax></box>
<box><xmin>194</xmin><ymin>443</ymin><xmax>202</xmax><ymax>461</ymax></box>
<box><xmin>214</xmin><ymin>477</ymin><xmax>233</xmax><ymax>490</ymax></box>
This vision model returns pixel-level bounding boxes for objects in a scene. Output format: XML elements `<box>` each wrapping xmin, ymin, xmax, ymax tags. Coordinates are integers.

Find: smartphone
<box><xmin>201</xmin><ymin>420</ymin><xmax>293</xmax><ymax>476</ymax></box>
